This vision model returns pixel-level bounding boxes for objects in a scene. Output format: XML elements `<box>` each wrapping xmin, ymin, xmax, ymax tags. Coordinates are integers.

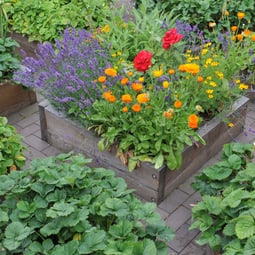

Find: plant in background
<box><xmin>0</xmin><ymin>152</ymin><xmax>174</xmax><ymax>254</ymax></box>
<box><xmin>7</xmin><ymin>0</ymin><xmax>113</xmax><ymax>42</ymax></box>
<box><xmin>0</xmin><ymin>0</ymin><xmax>20</xmax><ymax>82</ymax></box>
<box><xmin>190</xmin><ymin>142</ymin><xmax>255</xmax><ymax>254</ymax></box>
<box><xmin>0</xmin><ymin>116</ymin><xmax>26</xmax><ymax>174</ymax></box>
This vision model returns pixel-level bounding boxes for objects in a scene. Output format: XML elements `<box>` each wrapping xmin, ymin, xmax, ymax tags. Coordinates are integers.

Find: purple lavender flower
<box><xmin>14</xmin><ymin>28</ymin><xmax>118</xmax><ymax>124</ymax></box>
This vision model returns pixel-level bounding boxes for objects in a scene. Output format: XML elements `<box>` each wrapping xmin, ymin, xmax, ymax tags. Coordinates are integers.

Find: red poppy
<box><xmin>133</xmin><ymin>50</ymin><xmax>153</xmax><ymax>72</ymax></box>
<box><xmin>162</xmin><ymin>28</ymin><xmax>183</xmax><ymax>50</ymax></box>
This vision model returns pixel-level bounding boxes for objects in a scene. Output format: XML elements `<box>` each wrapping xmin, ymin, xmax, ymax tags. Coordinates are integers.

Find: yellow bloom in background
<box><xmin>162</xmin><ymin>81</ymin><xmax>169</xmax><ymax>88</ymax></box>
<box><xmin>237</xmin><ymin>12</ymin><xmax>245</xmax><ymax>20</ymax></box>
<box><xmin>101</xmin><ymin>24</ymin><xmax>110</xmax><ymax>33</ymax></box>
<box><xmin>111</xmin><ymin>53</ymin><xmax>117</xmax><ymax>57</ymax></box>
<box><xmin>98</xmin><ymin>76</ymin><xmax>106</xmax><ymax>83</ymax></box>
<box><xmin>138</xmin><ymin>77</ymin><xmax>144</xmax><ymax>82</ymax></box>
<box><xmin>128</xmin><ymin>71</ymin><xmax>133</xmax><ymax>76</ymax></box>
<box><xmin>235</xmin><ymin>79</ymin><xmax>241</xmax><ymax>84</ymax></box>
<box><xmin>122</xmin><ymin>106</ymin><xmax>128</xmax><ymax>112</ymax></box>
<box><xmin>153</xmin><ymin>69</ymin><xmax>164</xmax><ymax>78</ymax></box>
<box><xmin>136</xmin><ymin>93</ymin><xmax>150</xmax><ymax>103</ymax></box>
<box><xmin>239</xmin><ymin>83</ymin><xmax>249</xmax><ymax>90</ymax></box>
<box><xmin>208</xmin><ymin>94</ymin><xmax>214</xmax><ymax>99</ymax></box>
<box><xmin>117</xmin><ymin>51</ymin><xmax>122</xmax><ymax>56</ymax></box>
<box><xmin>225</xmin><ymin>10</ymin><xmax>229</xmax><ymax>16</ymax></box>
<box><xmin>178</xmin><ymin>63</ymin><xmax>200</xmax><ymax>75</ymax></box>
<box><xmin>215</xmin><ymin>71</ymin><xmax>224</xmax><ymax>79</ymax></box>
<box><xmin>195</xmin><ymin>105</ymin><xmax>203</xmax><ymax>112</ymax></box>
<box><xmin>121</xmin><ymin>94</ymin><xmax>132</xmax><ymax>103</ymax></box>
<box><xmin>205</xmin><ymin>58</ymin><xmax>212</xmax><ymax>65</ymax></box>
<box><xmin>206</xmin><ymin>89</ymin><xmax>214</xmax><ymax>94</ymax></box>
<box><xmin>105</xmin><ymin>68</ymin><xmax>117</xmax><ymax>77</ymax></box>
<box><xmin>211</xmin><ymin>61</ymin><xmax>219</xmax><ymax>66</ymax></box>
<box><xmin>206</xmin><ymin>76</ymin><xmax>212</xmax><ymax>80</ymax></box>
<box><xmin>228</xmin><ymin>122</ymin><xmax>234</xmax><ymax>127</ymax></box>
<box><xmin>209</xmin><ymin>81</ymin><xmax>217</xmax><ymax>87</ymax></box>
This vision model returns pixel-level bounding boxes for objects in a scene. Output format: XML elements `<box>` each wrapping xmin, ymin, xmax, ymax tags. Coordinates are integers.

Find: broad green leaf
<box><xmin>223</xmin><ymin>222</ymin><xmax>236</xmax><ymax>236</ymax></box>
<box><xmin>228</xmin><ymin>154</ymin><xmax>242</xmax><ymax>170</ymax></box>
<box><xmin>0</xmin><ymin>209</ymin><xmax>8</xmax><ymax>222</ymax></box>
<box><xmin>153</xmin><ymin>153</ymin><xmax>164</xmax><ymax>169</ymax></box>
<box><xmin>143</xmin><ymin>239</ymin><xmax>157</xmax><ymax>255</ymax></box>
<box><xmin>109</xmin><ymin>220</ymin><xmax>133</xmax><ymax>238</ymax></box>
<box><xmin>222</xmin><ymin>189</ymin><xmax>250</xmax><ymax>208</ymax></box>
<box><xmin>203</xmin><ymin>162</ymin><xmax>232</xmax><ymax>180</ymax></box>
<box><xmin>0</xmin><ymin>175</ymin><xmax>15</xmax><ymax>195</ymax></box>
<box><xmin>235</xmin><ymin>215</ymin><xmax>255</xmax><ymax>239</ymax></box>
<box><xmin>244</xmin><ymin>237</ymin><xmax>255</xmax><ymax>255</ymax></box>
<box><xmin>46</xmin><ymin>201</ymin><xmax>75</xmax><ymax>218</ymax></box>
<box><xmin>245</xmin><ymin>163</ymin><xmax>255</xmax><ymax>177</ymax></box>
<box><xmin>203</xmin><ymin>195</ymin><xmax>223</xmax><ymax>215</ymax></box>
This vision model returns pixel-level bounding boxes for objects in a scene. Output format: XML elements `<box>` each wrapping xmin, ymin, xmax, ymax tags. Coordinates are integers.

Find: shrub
<box><xmin>0</xmin><ymin>116</ymin><xmax>26</xmax><ymax>174</ymax></box>
<box><xmin>0</xmin><ymin>152</ymin><xmax>174</xmax><ymax>254</ymax></box>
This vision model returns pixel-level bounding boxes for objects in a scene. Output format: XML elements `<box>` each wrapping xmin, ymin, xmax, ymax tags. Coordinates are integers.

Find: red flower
<box><xmin>162</xmin><ymin>28</ymin><xmax>183</xmax><ymax>50</ymax></box>
<box><xmin>133</xmin><ymin>50</ymin><xmax>153</xmax><ymax>72</ymax></box>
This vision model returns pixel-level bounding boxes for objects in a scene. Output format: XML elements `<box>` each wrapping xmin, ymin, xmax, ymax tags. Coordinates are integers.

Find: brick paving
<box><xmin>6</xmin><ymin>94</ymin><xmax>255</xmax><ymax>255</ymax></box>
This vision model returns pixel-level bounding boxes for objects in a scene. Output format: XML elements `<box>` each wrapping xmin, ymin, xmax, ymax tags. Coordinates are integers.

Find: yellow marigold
<box><xmin>197</xmin><ymin>76</ymin><xmax>204</xmax><ymax>82</ymax></box>
<box><xmin>105</xmin><ymin>68</ymin><xmax>117</xmax><ymax>77</ymax></box>
<box><xmin>101</xmin><ymin>24</ymin><xmax>110</xmax><ymax>33</ymax></box>
<box><xmin>228</xmin><ymin>122</ymin><xmax>234</xmax><ymax>127</ymax></box>
<box><xmin>237</xmin><ymin>12</ymin><xmax>245</xmax><ymax>20</ymax></box>
<box><xmin>98</xmin><ymin>76</ymin><xmax>106</xmax><ymax>83</ymax></box>
<box><xmin>239</xmin><ymin>83</ymin><xmax>249</xmax><ymax>90</ymax></box>
<box><xmin>206</xmin><ymin>58</ymin><xmax>212</xmax><ymax>65</ymax></box>
<box><xmin>132</xmin><ymin>104</ymin><xmax>141</xmax><ymax>112</ymax></box>
<box><xmin>237</xmin><ymin>34</ymin><xmax>243</xmax><ymax>41</ymax></box>
<box><xmin>117</xmin><ymin>51</ymin><xmax>122</xmax><ymax>56</ymax></box>
<box><xmin>122</xmin><ymin>106</ymin><xmax>128</xmax><ymax>112</ymax></box>
<box><xmin>202</xmin><ymin>49</ymin><xmax>208</xmax><ymax>55</ymax></box>
<box><xmin>138</xmin><ymin>77</ymin><xmax>144</xmax><ymax>82</ymax></box>
<box><xmin>235</xmin><ymin>79</ymin><xmax>241</xmax><ymax>84</ymax></box>
<box><xmin>153</xmin><ymin>69</ymin><xmax>163</xmax><ymax>78</ymax></box>
<box><xmin>163</xmin><ymin>108</ymin><xmax>174</xmax><ymax>119</ymax></box>
<box><xmin>211</xmin><ymin>61</ymin><xmax>219</xmax><ymax>66</ymax></box>
<box><xmin>206</xmin><ymin>76</ymin><xmax>212</xmax><ymax>80</ymax></box>
<box><xmin>131</xmin><ymin>82</ymin><xmax>143</xmax><ymax>92</ymax></box>
<box><xmin>206</xmin><ymin>89</ymin><xmax>214</xmax><ymax>94</ymax></box>
<box><xmin>208</xmin><ymin>94</ymin><xmax>214</xmax><ymax>99</ymax></box>
<box><xmin>215</xmin><ymin>71</ymin><xmax>224</xmax><ymax>79</ymax></box>
<box><xmin>169</xmin><ymin>69</ymin><xmax>175</xmax><ymax>75</ymax></box>
<box><xmin>209</xmin><ymin>81</ymin><xmax>217</xmax><ymax>87</ymax></box>
<box><xmin>102</xmin><ymin>91</ymin><xmax>112</xmax><ymax>100</ymax></box>
<box><xmin>178</xmin><ymin>63</ymin><xmax>200</xmax><ymax>75</ymax></box>
<box><xmin>121</xmin><ymin>94</ymin><xmax>132</xmax><ymax>103</ymax></box>
<box><xmin>162</xmin><ymin>81</ymin><xmax>169</xmax><ymax>88</ymax></box>
<box><xmin>111</xmin><ymin>53</ymin><xmax>117</xmax><ymax>57</ymax></box>
<box><xmin>121</xmin><ymin>77</ymin><xmax>129</xmax><ymax>85</ymax></box>
<box><xmin>128</xmin><ymin>71</ymin><xmax>133</xmax><ymax>76</ymax></box>
<box><xmin>136</xmin><ymin>93</ymin><xmax>150</xmax><ymax>103</ymax></box>
<box><xmin>174</xmin><ymin>100</ymin><xmax>182</xmax><ymax>108</ymax></box>
<box><xmin>231</xmin><ymin>26</ymin><xmax>238</xmax><ymax>32</ymax></box>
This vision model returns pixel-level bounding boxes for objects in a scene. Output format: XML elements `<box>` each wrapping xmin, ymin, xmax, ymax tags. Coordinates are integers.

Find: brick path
<box><xmin>6</xmin><ymin>94</ymin><xmax>255</xmax><ymax>255</ymax></box>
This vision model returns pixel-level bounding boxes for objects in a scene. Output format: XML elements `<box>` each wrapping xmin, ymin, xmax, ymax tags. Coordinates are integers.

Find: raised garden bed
<box><xmin>0</xmin><ymin>82</ymin><xmax>37</xmax><ymax>116</ymax></box>
<box><xmin>39</xmin><ymin>96</ymin><xmax>249</xmax><ymax>204</ymax></box>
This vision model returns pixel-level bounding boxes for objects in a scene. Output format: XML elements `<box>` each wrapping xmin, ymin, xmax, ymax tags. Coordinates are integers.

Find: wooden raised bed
<box><xmin>39</xmin><ymin>96</ymin><xmax>249</xmax><ymax>204</ymax></box>
<box><xmin>0</xmin><ymin>82</ymin><xmax>37</xmax><ymax>116</ymax></box>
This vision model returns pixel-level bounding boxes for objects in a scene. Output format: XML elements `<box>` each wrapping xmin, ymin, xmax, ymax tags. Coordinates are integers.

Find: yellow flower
<box><xmin>122</xmin><ymin>106</ymin><xmax>128</xmax><ymax>112</ymax></box>
<box><xmin>228</xmin><ymin>122</ymin><xmax>234</xmax><ymax>128</ymax></box>
<box><xmin>138</xmin><ymin>77</ymin><xmax>144</xmax><ymax>82</ymax></box>
<box><xmin>225</xmin><ymin>10</ymin><xmax>229</xmax><ymax>16</ymax></box>
<box><xmin>215</xmin><ymin>71</ymin><xmax>224</xmax><ymax>79</ymax></box>
<box><xmin>136</xmin><ymin>93</ymin><xmax>150</xmax><ymax>103</ymax></box>
<box><xmin>195</xmin><ymin>105</ymin><xmax>203</xmax><ymax>112</ymax></box>
<box><xmin>202</xmin><ymin>49</ymin><xmax>208</xmax><ymax>55</ymax></box>
<box><xmin>237</xmin><ymin>12</ymin><xmax>245</xmax><ymax>20</ymax></box>
<box><xmin>206</xmin><ymin>76</ymin><xmax>212</xmax><ymax>80</ymax></box>
<box><xmin>209</xmin><ymin>81</ymin><xmax>217</xmax><ymax>87</ymax></box>
<box><xmin>178</xmin><ymin>63</ymin><xmax>200</xmax><ymax>75</ymax></box>
<box><xmin>153</xmin><ymin>69</ymin><xmax>163</xmax><ymax>78</ymax></box>
<box><xmin>208</xmin><ymin>94</ymin><xmax>214</xmax><ymax>99</ymax></box>
<box><xmin>98</xmin><ymin>76</ymin><xmax>106</xmax><ymax>83</ymax></box>
<box><xmin>105</xmin><ymin>68</ymin><xmax>117</xmax><ymax>77</ymax></box>
<box><xmin>205</xmin><ymin>58</ymin><xmax>212</xmax><ymax>65</ymax></box>
<box><xmin>162</xmin><ymin>81</ymin><xmax>169</xmax><ymax>88</ymax></box>
<box><xmin>211</xmin><ymin>61</ymin><xmax>219</xmax><ymax>66</ymax></box>
<box><xmin>239</xmin><ymin>83</ymin><xmax>248</xmax><ymax>90</ymax></box>
<box><xmin>128</xmin><ymin>71</ymin><xmax>133</xmax><ymax>76</ymax></box>
<box><xmin>101</xmin><ymin>24</ymin><xmax>110</xmax><ymax>33</ymax></box>
<box><xmin>235</xmin><ymin>79</ymin><xmax>241</xmax><ymax>84</ymax></box>
<box><xmin>209</xmin><ymin>22</ymin><xmax>216</xmax><ymax>28</ymax></box>
<box><xmin>206</xmin><ymin>89</ymin><xmax>214</xmax><ymax>94</ymax></box>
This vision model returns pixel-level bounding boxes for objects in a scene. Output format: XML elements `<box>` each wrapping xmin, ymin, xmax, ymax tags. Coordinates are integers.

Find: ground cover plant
<box><xmin>0</xmin><ymin>116</ymin><xmax>26</xmax><ymax>174</ymax></box>
<box><xmin>14</xmin><ymin>5</ymin><xmax>255</xmax><ymax>170</ymax></box>
<box><xmin>190</xmin><ymin>142</ymin><xmax>255</xmax><ymax>254</ymax></box>
<box><xmin>0</xmin><ymin>152</ymin><xmax>174</xmax><ymax>254</ymax></box>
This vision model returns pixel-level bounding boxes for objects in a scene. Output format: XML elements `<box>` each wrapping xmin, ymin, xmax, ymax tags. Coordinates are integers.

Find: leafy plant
<box><xmin>190</xmin><ymin>142</ymin><xmax>255</xmax><ymax>254</ymax></box>
<box><xmin>0</xmin><ymin>152</ymin><xmax>174</xmax><ymax>254</ymax></box>
<box><xmin>0</xmin><ymin>116</ymin><xmax>26</xmax><ymax>174</ymax></box>
<box><xmin>8</xmin><ymin>0</ymin><xmax>113</xmax><ymax>42</ymax></box>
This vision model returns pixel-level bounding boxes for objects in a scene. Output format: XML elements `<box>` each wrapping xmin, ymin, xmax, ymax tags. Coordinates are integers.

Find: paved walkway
<box><xmin>6</xmin><ymin>94</ymin><xmax>255</xmax><ymax>255</ymax></box>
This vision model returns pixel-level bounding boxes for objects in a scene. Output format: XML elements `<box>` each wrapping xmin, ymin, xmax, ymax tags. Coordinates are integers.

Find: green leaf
<box><xmin>223</xmin><ymin>222</ymin><xmax>236</xmax><ymax>236</ymax></box>
<box><xmin>202</xmin><ymin>195</ymin><xmax>223</xmax><ymax>215</ymax></box>
<box><xmin>244</xmin><ymin>237</ymin><xmax>255</xmax><ymax>255</ymax></box>
<box><xmin>109</xmin><ymin>220</ymin><xmax>133</xmax><ymax>238</ymax></box>
<box><xmin>166</xmin><ymin>147</ymin><xmax>178</xmax><ymax>170</ymax></box>
<box><xmin>46</xmin><ymin>201</ymin><xmax>75</xmax><ymax>218</ymax></box>
<box><xmin>228</xmin><ymin>154</ymin><xmax>242</xmax><ymax>170</ymax></box>
<box><xmin>0</xmin><ymin>175</ymin><xmax>15</xmax><ymax>195</ymax></box>
<box><xmin>235</xmin><ymin>215</ymin><xmax>255</xmax><ymax>239</ymax></box>
<box><xmin>153</xmin><ymin>153</ymin><xmax>164</xmax><ymax>169</ymax></box>
<box><xmin>78</xmin><ymin>229</ymin><xmax>106</xmax><ymax>254</ymax></box>
<box><xmin>245</xmin><ymin>163</ymin><xmax>255</xmax><ymax>177</ymax></box>
<box><xmin>143</xmin><ymin>239</ymin><xmax>157</xmax><ymax>255</ymax></box>
<box><xmin>222</xmin><ymin>188</ymin><xmax>250</xmax><ymax>208</ymax></box>
<box><xmin>203</xmin><ymin>162</ymin><xmax>232</xmax><ymax>180</ymax></box>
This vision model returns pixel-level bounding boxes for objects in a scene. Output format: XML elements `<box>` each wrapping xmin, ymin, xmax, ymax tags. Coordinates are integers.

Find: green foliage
<box><xmin>190</xmin><ymin>142</ymin><xmax>255</xmax><ymax>254</ymax></box>
<box><xmin>0</xmin><ymin>37</ymin><xmax>20</xmax><ymax>81</ymax></box>
<box><xmin>8</xmin><ymin>0</ymin><xmax>113</xmax><ymax>42</ymax></box>
<box><xmin>0</xmin><ymin>116</ymin><xmax>26</xmax><ymax>174</ymax></box>
<box><xmin>0</xmin><ymin>152</ymin><xmax>174</xmax><ymax>254</ymax></box>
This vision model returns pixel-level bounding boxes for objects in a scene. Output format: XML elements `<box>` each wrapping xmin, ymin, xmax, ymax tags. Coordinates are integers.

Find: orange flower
<box><xmin>163</xmin><ymin>108</ymin><xmax>174</xmax><ymax>119</ymax></box>
<box><xmin>98</xmin><ymin>76</ymin><xmax>106</xmax><ymax>83</ymax></box>
<box><xmin>128</xmin><ymin>71</ymin><xmax>133</xmax><ymax>76</ymax></box>
<box><xmin>108</xmin><ymin>95</ymin><xmax>116</xmax><ymax>103</ymax></box>
<box><xmin>188</xmin><ymin>114</ymin><xmax>199</xmax><ymax>129</ymax></box>
<box><xmin>162</xmin><ymin>81</ymin><xmax>169</xmax><ymax>88</ymax></box>
<box><xmin>121</xmin><ymin>94</ymin><xmax>132</xmax><ymax>103</ymax></box>
<box><xmin>105</xmin><ymin>68</ymin><xmax>117</xmax><ymax>77</ymax></box>
<box><xmin>197</xmin><ymin>76</ymin><xmax>203</xmax><ymax>82</ymax></box>
<box><xmin>243</xmin><ymin>29</ymin><xmax>251</xmax><ymax>36</ymax></box>
<box><xmin>178</xmin><ymin>63</ymin><xmax>200</xmax><ymax>75</ymax></box>
<box><xmin>237</xmin><ymin>34</ymin><xmax>243</xmax><ymax>41</ymax></box>
<box><xmin>251</xmin><ymin>35</ymin><xmax>255</xmax><ymax>42</ymax></box>
<box><xmin>122</xmin><ymin>106</ymin><xmax>128</xmax><ymax>112</ymax></box>
<box><xmin>231</xmin><ymin>26</ymin><xmax>238</xmax><ymax>32</ymax></box>
<box><xmin>131</xmin><ymin>82</ymin><xmax>143</xmax><ymax>92</ymax></box>
<box><xmin>132</xmin><ymin>104</ymin><xmax>141</xmax><ymax>112</ymax></box>
<box><xmin>225</xmin><ymin>10</ymin><xmax>229</xmax><ymax>16</ymax></box>
<box><xmin>136</xmin><ymin>93</ymin><xmax>150</xmax><ymax>103</ymax></box>
<box><xmin>121</xmin><ymin>77</ymin><xmax>129</xmax><ymax>85</ymax></box>
<box><xmin>174</xmin><ymin>100</ymin><xmax>182</xmax><ymax>108</ymax></box>
<box><xmin>103</xmin><ymin>91</ymin><xmax>116</xmax><ymax>103</ymax></box>
<box><xmin>237</xmin><ymin>12</ymin><xmax>245</xmax><ymax>20</ymax></box>
<box><xmin>169</xmin><ymin>69</ymin><xmax>175</xmax><ymax>75</ymax></box>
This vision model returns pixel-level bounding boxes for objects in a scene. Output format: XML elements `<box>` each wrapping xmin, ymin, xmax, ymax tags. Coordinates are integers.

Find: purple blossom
<box><xmin>14</xmin><ymin>28</ymin><xmax>118</xmax><ymax>123</ymax></box>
